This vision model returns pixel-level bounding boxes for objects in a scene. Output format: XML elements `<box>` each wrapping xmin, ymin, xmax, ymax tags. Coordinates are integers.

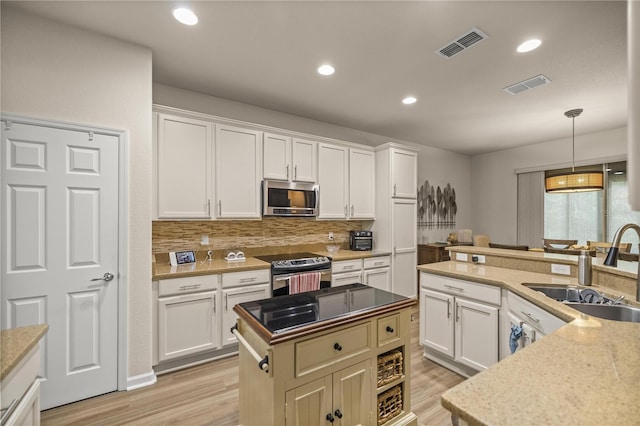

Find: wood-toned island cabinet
<box><xmin>235</xmin><ymin>304</ymin><xmax>417</xmax><ymax>426</ymax></box>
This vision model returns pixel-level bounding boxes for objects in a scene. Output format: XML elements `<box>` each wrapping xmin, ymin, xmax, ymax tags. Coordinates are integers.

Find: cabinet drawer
<box><xmin>377</xmin><ymin>314</ymin><xmax>401</xmax><ymax>347</ymax></box>
<box><xmin>295</xmin><ymin>322</ymin><xmax>372</xmax><ymax>377</ymax></box>
<box><xmin>363</xmin><ymin>256</ymin><xmax>391</xmax><ymax>269</ymax></box>
<box><xmin>421</xmin><ymin>273</ymin><xmax>500</xmax><ymax>305</ymax></box>
<box><xmin>508</xmin><ymin>292</ymin><xmax>566</xmax><ymax>335</ymax></box>
<box><xmin>221</xmin><ymin>269</ymin><xmax>270</xmax><ymax>288</ymax></box>
<box><xmin>332</xmin><ymin>271</ymin><xmax>363</xmax><ymax>287</ymax></box>
<box><xmin>332</xmin><ymin>259</ymin><xmax>362</xmax><ymax>274</ymax></box>
<box><xmin>158</xmin><ymin>274</ymin><xmax>219</xmax><ymax>296</ymax></box>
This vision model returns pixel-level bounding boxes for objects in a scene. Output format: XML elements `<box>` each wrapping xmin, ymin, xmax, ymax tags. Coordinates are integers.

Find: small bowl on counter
<box><xmin>326</xmin><ymin>245</ymin><xmax>340</xmax><ymax>254</ymax></box>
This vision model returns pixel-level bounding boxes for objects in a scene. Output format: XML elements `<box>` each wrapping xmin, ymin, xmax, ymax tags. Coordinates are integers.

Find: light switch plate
<box><xmin>551</xmin><ymin>264</ymin><xmax>571</xmax><ymax>275</ymax></box>
<box><xmin>455</xmin><ymin>253</ymin><xmax>468</xmax><ymax>261</ymax></box>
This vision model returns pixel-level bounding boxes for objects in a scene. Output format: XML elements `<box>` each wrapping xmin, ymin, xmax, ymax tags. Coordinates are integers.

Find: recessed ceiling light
<box><xmin>517</xmin><ymin>39</ymin><xmax>541</xmax><ymax>53</ymax></box>
<box><xmin>402</xmin><ymin>96</ymin><xmax>417</xmax><ymax>105</ymax></box>
<box><xmin>173</xmin><ymin>7</ymin><xmax>198</xmax><ymax>26</ymax></box>
<box><xmin>317</xmin><ymin>65</ymin><xmax>335</xmax><ymax>76</ymax></box>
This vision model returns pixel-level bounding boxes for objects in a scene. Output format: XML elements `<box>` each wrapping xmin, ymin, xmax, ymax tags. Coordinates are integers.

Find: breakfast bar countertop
<box><xmin>417</xmin><ymin>261</ymin><xmax>640</xmax><ymax>426</ymax></box>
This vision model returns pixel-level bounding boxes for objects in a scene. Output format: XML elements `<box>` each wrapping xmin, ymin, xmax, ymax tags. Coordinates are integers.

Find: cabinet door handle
<box><xmin>333</xmin><ymin>343</ymin><xmax>342</xmax><ymax>351</ymax></box>
<box><xmin>393</xmin><ymin>183</ymin><xmax>397</xmax><ymax>196</ymax></box>
<box><xmin>334</xmin><ymin>409</ymin><xmax>343</xmax><ymax>419</ymax></box>
<box><xmin>286</xmin><ymin>164</ymin><xmax>289</xmax><ymax>179</ymax></box>
<box><xmin>326</xmin><ymin>413</ymin><xmax>335</xmax><ymax>423</ymax></box>
<box><xmin>343</xmin><ymin>265</ymin><xmax>354</xmax><ymax>270</ymax></box>
<box><xmin>213</xmin><ymin>294</ymin><xmax>216</xmax><ymax>313</ymax></box>
<box><xmin>294</xmin><ymin>165</ymin><xmax>297</xmax><ymax>180</ymax></box>
<box><xmin>447</xmin><ymin>299</ymin><xmax>451</xmax><ymax>318</ymax></box>
<box><xmin>444</xmin><ymin>284</ymin><xmax>465</xmax><ymax>293</ymax></box>
<box><xmin>386</xmin><ymin>326</ymin><xmax>394</xmax><ymax>333</ymax></box>
<box><xmin>455</xmin><ymin>303</ymin><xmax>460</xmax><ymax>322</ymax></box>
<box><xmin>218</xmin><ymin>200</ymin><xmax>222</xmax><ymax>216</ymax></box>
<box><xmin>374</xmin><ymin>261</ymin><xmax>384</xmax><ymax>266</ymax></box>
<box><xmin>521</xmin><ymin>311</ymin><xmax>540</xmax><ymax>323</ymax></box>
<box><xmin>207</xmin><ymin>199</ymin><xmax>211</xmax><ymax>217</ymax></box>
<box><xmin>239</xmin><ymin>277</ymin><xmax>257</xmax><ymax>283</ymax></box>
<box><xmin>225</xmin><ymin>293</ymin><xmax>228</xmax><ymax>310</ymax></box>
<box><xmin>344</xmin><ymin>205</ymin><xmax>348</xmax><ymax>216</ymax></box>
<box><xmin>351</xmin><ymin>205</ymin><xmax>354</xmax><ymax>216</ymax></box>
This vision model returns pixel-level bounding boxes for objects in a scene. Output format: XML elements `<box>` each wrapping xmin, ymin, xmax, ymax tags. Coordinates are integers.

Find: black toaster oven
<box><xmin>349</xmin><ymin>231</ymin><xmax>373</xmax><ymax>251</ymax></box>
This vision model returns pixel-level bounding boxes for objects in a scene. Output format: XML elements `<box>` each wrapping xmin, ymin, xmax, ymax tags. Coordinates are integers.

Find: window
<box><xmin>543</xmin><ymin>161</ymin><xmax>639</xmax><ymax>252</ymax></box>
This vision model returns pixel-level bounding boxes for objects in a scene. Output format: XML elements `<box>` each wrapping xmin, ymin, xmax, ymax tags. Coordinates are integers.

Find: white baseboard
<box><xmin>126</xmin><ymin>371</ymin><xmax>157</xmax><ymax>391</ymax></box>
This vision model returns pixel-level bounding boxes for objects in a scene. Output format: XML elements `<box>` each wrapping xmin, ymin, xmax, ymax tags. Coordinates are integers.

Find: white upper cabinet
<box><xmin>215</xmin><ymin>124</ymin><xmax>262</xmax><ymax>219</ymax></box>
<box><xmin>155</xmin><ymin>113</ymin><xmax>213</xmax><ymax>219</ymax></box>
<box><xmin>263</xmin><ymin>133</ymin><xmax>291</xmax><ymax>181</ymax></box>
<box><xmin>291</xmin><ymin>138</ymin><xmax>317</xmax><ymax>182</ymax></box>
<box><xmin>391</xmin><ymin>148</ymin><xmax>417</xmax><ymax>199</ymax></box>
<box><xmin>349</xmin><ymin>148</ymin><xmax>375</xmax><ymax>219</ymax></box>
<box><xmin>318</xmin><ymin>143</ymin><xmax>349</xmax><ymax>219</ymax></box>
<box><xmin>263</xmin><ymin>133</ymin><xmax>316</xmax><ymax>183</ymax></box>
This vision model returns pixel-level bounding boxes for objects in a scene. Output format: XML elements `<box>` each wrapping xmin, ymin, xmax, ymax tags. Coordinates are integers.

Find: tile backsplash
<box><xmin>152</xmin><ymin>217</ymin><xmax>367</xmax><ymax>256</ymax></box>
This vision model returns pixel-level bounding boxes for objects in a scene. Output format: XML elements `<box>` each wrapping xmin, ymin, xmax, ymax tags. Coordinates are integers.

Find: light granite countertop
<box><xmin>1</xmin><ymin>324</ymin><xmax>48</xmax><ymax>381</ymax></box>
<box><xmin>152</xmin><ymin>249</ymin><xmax>390</xmax><ymax>280</ymax></box>
<box><xmin>417</xmin><ymin>260</ymin><xmax>640</xmax><ymax>425</ymax></box>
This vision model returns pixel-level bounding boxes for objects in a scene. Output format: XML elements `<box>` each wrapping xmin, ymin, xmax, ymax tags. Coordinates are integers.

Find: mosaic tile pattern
<box><xmin>152</xmin><ymin>217</ymin><xmax>368</xmax><ymax>256</ymax></box>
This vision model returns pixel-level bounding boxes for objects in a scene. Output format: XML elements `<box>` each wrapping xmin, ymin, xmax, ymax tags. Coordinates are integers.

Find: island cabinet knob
<box><xmin>333</xmin><ymin>342</ymin><xmax>342</xmax><ymax>351</ymax></box>
<box><xmin>334</xmin><ymin>409</ymin><xmax>343</xmax><ymax>419</ymax></box>
<box><xmin>386</xmin><ymin>326</ymin><xmax>394</xmax><ymax>333</ymax></box>
<box><xmin>326</xmin><ymin>413</ymin><xmax>335</xmax><ymax>423</ymax></box>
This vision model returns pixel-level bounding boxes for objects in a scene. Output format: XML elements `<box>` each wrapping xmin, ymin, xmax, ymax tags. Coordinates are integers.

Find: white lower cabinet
<box><xmin>501</xmin><ymin>291</ymin><xmax>566</xmax><ymax>360</ymax></box>
<box><xmin>363</xmin><ymin>255</ymin><xmax>391</xmax><ymax>292</ymax></box>
<box><xmin>155</xmin><ymin>269</ymin><xmax>270</xmax><ymax>368</ymax></box>
<box><xmin>1</xmin><ymin>345</ymin><xmax>42</xmax><ymax>426</ymax></box>
<box><xmin>158</xmin><ymin>290</ymin><xmax>219</xmax><ymax>362</ymax></box>
<box><xmin>332</xmin><ymin>259</ymin><xmax>363</xmax><ymax>287</ymax></box>
<box><xmin>221</xmin><ymin>269</ymin><xmax>270</xmax><ymax>346</ymax></box>
<box><xmin>420</xmin><ymin>272</ymin><xmax>500</xmax><ymax>377</ymax></box>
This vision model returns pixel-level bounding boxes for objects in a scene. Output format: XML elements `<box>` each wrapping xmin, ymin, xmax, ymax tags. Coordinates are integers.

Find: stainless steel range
<box><xmin>255</xmin><ymin>252</ymin><xmax>332</xmax><ymax>297</ymax></box>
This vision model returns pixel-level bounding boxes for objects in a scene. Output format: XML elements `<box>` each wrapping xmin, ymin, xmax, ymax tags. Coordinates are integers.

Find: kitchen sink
<box><xmin>524</xmin><ymin>285</ymin><xmax>616</xmax><ymax>304</ymax></box>
<box><xmin>565</xmin><ymin>303</ymin><xmax>640</xmax><ymax>323</ymax></box>
<box><xmin>524</xmin><ymin>284</ymin><xmax>640</xmax><ymax>323</ymax></box>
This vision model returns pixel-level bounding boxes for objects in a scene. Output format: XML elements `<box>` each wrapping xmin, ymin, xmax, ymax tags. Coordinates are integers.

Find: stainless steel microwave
<box><xmin>262</xmin><ymin>180</ymin><xmax>319</xmax><ymax>217</ymax></box>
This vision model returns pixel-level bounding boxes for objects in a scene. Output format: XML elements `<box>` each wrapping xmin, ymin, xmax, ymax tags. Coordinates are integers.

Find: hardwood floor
<box><xmin>41</xmin><ymin>308</ymin><xmax>464</xmax><ymax>426</ymax></box>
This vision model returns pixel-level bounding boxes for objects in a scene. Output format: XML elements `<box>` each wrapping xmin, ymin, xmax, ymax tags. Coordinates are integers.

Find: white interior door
<box><xmin>1</xmin><ymin>119</ymin><xmax>119</xmax><ymax>409</ymax></box>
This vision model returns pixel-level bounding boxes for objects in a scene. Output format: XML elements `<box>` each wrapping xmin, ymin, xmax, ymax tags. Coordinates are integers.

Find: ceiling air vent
<box><xmin>436</xmin><ymin>27</ymin><xmax>488</xmax><ymax>58</ymax></box>
<box><xmin>503</xmin><ymin>75</ymin><xmax>552</xmax><ymax>95</ymax></box>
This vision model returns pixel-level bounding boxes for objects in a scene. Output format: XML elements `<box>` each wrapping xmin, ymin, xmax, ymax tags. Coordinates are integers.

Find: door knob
<box><xmin>91</xmin><ymin>272</ymin><xmax>114</xmax><ymax>282</ymax></box>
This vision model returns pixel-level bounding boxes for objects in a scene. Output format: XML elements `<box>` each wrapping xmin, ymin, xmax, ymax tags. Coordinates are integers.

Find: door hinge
<box><xmin>88</xmin><ymin>131</ymin><xmax>94</xmax><ymax>141</ymax></box>
<box><xmin>4</xmin><ymin>120</ymin><xmax>11</xmax><ymax>131</ymax></box>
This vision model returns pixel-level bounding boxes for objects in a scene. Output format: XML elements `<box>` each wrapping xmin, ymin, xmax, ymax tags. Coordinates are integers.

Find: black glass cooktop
<box><xmin>238</xmin><ymin>284</ymin><xmax>409</xmax><ymax>334</ymax></box>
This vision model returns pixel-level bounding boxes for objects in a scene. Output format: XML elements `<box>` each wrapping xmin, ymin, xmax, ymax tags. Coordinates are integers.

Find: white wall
<box><xmin>416</xmin><ymin>146</ymin><xmax>472</xmax><ymax>244</ymax></box>
<box><xmin>154</xmin><ymin>83</ymin><xmax>410</xmax><ymax>148</ymax></box>
<box><xmin>470</xmin><ymin>127</ymin><xmax>627</xmax><ymax>244</ymax></box>
<box><xmin>1</xmin><ymin>6</ymin><xmax>153</xmax><ymax>381</ymax></box>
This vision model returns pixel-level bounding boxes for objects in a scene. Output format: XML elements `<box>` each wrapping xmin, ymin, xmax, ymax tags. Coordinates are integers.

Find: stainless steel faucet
<box><xmin>603</xmin><ymin>223</ymin><xmax>640</xmax><ymax>302</ymax></box>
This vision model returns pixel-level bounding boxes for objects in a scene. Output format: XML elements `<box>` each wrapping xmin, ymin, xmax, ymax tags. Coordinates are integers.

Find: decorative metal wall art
<box><xmin>417</xmin><ymin>180</ymin><xmax>457</xmax><ymax>229</ymax></box>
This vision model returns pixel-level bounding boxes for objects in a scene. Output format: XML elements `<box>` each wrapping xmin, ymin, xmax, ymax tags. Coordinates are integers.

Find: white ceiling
<box><xmin>6</xmin><ymin>1</ymin><xmax>628</xmax><ymax>155</ymax></box>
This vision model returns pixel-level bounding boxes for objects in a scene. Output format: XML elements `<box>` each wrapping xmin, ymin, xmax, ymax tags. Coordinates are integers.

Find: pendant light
<box><xmin>545</xmin><ymin>108</ymin><xmax>604</xmax><ymax>193</ymax></box>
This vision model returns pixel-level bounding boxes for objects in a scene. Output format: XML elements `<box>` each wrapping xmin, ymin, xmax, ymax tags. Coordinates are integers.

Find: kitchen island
<box><xmin>418</xmin><ymin>246</ymin><xmax>640</xmax><ymax>426</ymax></box>
<box><xmin>233</xmin><ymin>284</ymin><xmax>417</xmax><ymax>426</ymax></box>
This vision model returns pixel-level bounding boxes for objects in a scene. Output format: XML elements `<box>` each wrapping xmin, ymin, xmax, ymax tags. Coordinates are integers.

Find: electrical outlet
<box><xmin>328</xmin><ymin>232</ymin><xmax>334</xmax><ymax>241</ymax></box>
<box><xmin>551</xmin><ymin>264</ymin><xmax>571</xmax><ymax>275</ymax></box>
<box><xmin>200</xmin><ymin>235</ymin><xmax>209</xmax><ymax>246</ymax></box>
<box><xmin>472</xmin><ymin>254</ymin><xmax>486</xmax><ymax>264</ymax></box>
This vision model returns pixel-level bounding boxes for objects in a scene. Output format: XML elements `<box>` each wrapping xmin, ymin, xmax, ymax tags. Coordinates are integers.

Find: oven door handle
<box><xmin>273</xmin><ymin>268</ymin><xmax>332</xmax><ymax>282</ymax></box>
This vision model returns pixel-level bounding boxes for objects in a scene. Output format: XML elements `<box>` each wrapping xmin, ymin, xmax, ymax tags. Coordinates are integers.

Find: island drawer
<box><xmin>158</xmin><ymin>274</ymin><xmax>219</xmax><ymax>296</ymax></box>
<box><xmin>421</xmin><ymin>273</ymin><xmax>500</xmax><ymax>305</ymax></box>
<box><xmin>295</xmin><ymin>322</ymin><xmax>372</xmax><ymax>377</ymax></box>
<box><xmin>221</xmin><ymin>269</ymin><xmax>270</xmax><ymax>288</ymax></box>
<box><xmin>377</xmin><ymin>314</ymin><xmax>400</xmax><ymax>347</ymax></box>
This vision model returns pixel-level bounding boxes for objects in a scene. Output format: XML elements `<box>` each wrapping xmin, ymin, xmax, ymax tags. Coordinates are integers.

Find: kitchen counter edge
<box><xmin>1</xmin><ymin>324</ymin><xmax>49</xmax><ymax>381</ymax></box>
